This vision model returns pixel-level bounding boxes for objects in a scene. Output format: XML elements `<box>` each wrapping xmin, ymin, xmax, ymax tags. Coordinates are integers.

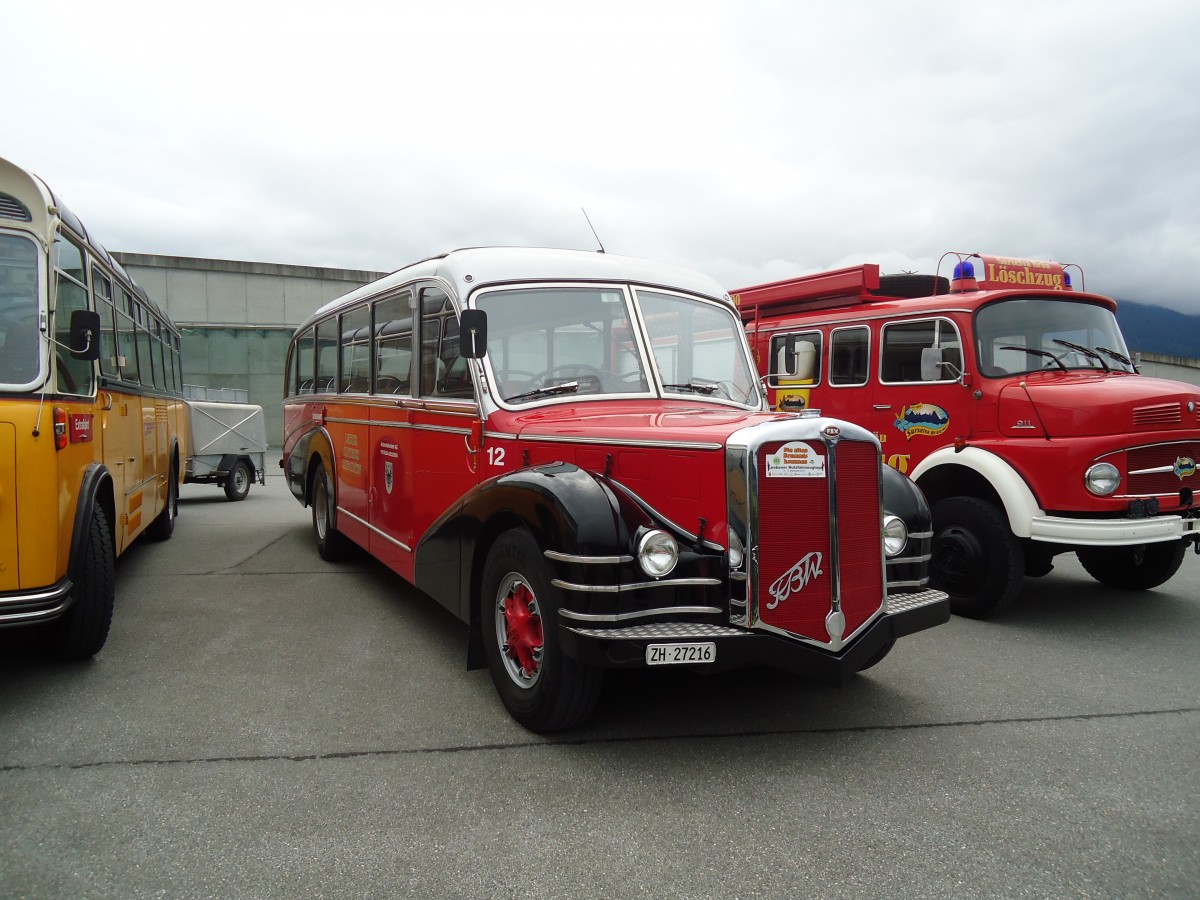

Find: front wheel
<box><xmin>481</xmin><ymin>530</ymin><xmax>602</xmax><ymax>732</ymax></box>
<box><xmin>224</xmin><ymin>459</ymin><xmax>252</xmax><ymax>502</ymax></box>
<box><xmin>1077</xmin><ymin>541</ymin><xmax>1186</xmax><ymax>590</ymax></box>
<box><xmin>929</xmin><ymin>497</ymin><xmax>1024</xmax><ymax>618</ymax></box>
<box><xmin>311</xmin><ymin>462</ymin><xmax>353</xmax><ymax>561</ymax></box>
<box><xmin>45</xmin><ymin>507</ymin><xmax>115</xmax><ymax>660</ymax></box>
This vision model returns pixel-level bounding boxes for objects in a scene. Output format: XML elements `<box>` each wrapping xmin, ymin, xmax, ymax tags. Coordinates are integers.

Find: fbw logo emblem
<box><xmin>767</xmin><ymin>552</ymin><xmax>823</xmax><ymax>609</ymax></box>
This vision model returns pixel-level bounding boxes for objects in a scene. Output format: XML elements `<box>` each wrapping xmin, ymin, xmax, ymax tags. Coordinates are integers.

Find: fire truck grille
<box><xmin>1126</xmin><ymin>441</ymin><xmax>1200</xmax><ymax>496</ymax></box>
<box><xmin>755</xmin><ymin>439</ymin><xmax>884</xmax><ymax>644</ymax></box>
<box><xmin>1132</xmin><ymin>403</ymin><xmax>1182</xmax><ymax>427</ymax></box>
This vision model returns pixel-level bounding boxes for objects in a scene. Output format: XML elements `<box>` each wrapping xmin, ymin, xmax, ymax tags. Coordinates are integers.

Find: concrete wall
<box><xmin>1134</xmin><ymin>352</ymin><xmax>1200</xmax><ymax>388</ymax></box>
<box><xmin>113</xmin><ymin>253</ymin><xmax>386</xmax><ymax>448</ymax></box>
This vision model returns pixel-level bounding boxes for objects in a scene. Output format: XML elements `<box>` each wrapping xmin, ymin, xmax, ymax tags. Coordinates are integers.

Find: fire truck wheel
<box><xmin>1076</xmin><ymin>541</ymin><xmax>1187</xmax><ymax>590</ymax></box>
<box><xmin>481</xmin><ymin>530</ymin><xmax>603</xmax><ymax>732</ymax></box>
<box><xmin>147</xmin><ymin>459</ymin><xmax>178</xmax><ymax>541</ymax></box>
<box><xmin>45</xmin><ymin>507</ymin><xmax>115</xmax><ymax>660</ymax></box>
<box><xmin>311</xmin><ymin>462</ymin><xmax>353</xmax><ymax>562</ymax></box>
<box><xmin>224</xmin><ymin>459</ymin><xmax>252</xmax><ymax>502</ymax></box>
<box><xmin>930</xmin><ymin>497</ymin><xmax>1024</xmax><ymax>618</ymax></box>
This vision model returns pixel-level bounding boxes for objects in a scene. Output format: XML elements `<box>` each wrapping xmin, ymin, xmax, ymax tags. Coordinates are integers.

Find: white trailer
<box><xmin>184</xmin><ymin>400</ymin><xmax>267</xmax><ymax>501</ymax></box>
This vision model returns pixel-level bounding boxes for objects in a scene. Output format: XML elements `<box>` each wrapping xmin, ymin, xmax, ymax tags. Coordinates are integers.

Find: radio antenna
<box><xmin>581</xmin><ymin>207</ymin><xmax>605</xmax><ymax>254</ymax></box>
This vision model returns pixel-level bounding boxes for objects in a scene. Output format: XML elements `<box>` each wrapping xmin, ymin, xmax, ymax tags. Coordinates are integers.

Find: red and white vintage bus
<box><xmin>736</xmin><ymin>253</ymin><xmax>1200</xmax><ymax>618</ymax></box>
<box><xmin>282</xmin><ymin>248</ymin><xmax>948</xmax><ymax>731</ymax></box>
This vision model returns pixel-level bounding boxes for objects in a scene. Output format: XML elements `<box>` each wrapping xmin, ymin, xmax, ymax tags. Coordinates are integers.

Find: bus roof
<box><xmin>301</xmin><ymin>247</ymin><xmax>731</xmax><ymax>330</ymax></box>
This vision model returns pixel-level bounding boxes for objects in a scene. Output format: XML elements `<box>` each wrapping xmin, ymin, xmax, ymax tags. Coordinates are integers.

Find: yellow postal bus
<box><xmin>0</xmin><ymin>156</ymin><xmax>185</xmax><ymax>658</ymax></box>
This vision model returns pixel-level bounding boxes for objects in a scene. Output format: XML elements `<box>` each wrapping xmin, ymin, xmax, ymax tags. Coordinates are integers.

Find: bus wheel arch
<box><xmin>147</xmin><ymin>447</ymin><xmax>180</xmax><ymax>540</ymax></box>
<box><xmin>48</xmin><ymin>468</ymin><xmax>117</xmax><ymax>660</ymax></box>
<box><xmin>310</xmin><ymin>458</ymin><xmax>352</xmax><ymax>562</ymax></box>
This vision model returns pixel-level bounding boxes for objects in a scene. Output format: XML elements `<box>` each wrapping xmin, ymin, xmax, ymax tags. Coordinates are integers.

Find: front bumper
<box><xmin>558</xmin><ymin>588</ymin><xmax>949</xmax><ymax>684</ymax></box>
<box><xmin>0</xmin><ymin>578</ymin><xmax>73</xmax><ymax>627</ymax></box>
<box><xmin>1030</xmin><ymin>512</ymin><xmax>1200</xmax><ymax>546</ymax></box>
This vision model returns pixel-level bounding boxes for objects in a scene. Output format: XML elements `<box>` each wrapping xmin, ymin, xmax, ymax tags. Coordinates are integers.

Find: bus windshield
<box><xmin>0</xmin><ymin>232</ymin><xmax>41</xmax><ymax>387</ymax></box>
<box><xmin>476</xmin><ymin>285</ymin><xmax>757</xmax><ymax>406</ymax></box>
<box><xmin>975</xmin><ymin>297</ymin><xmax>1134</xmax><ymax>377</ymax></box>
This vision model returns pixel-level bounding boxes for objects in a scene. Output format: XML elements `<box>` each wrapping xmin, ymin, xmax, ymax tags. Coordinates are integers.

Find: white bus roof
<box><xmin>300</xmin><ymin>247</ymin><xmax>730</xmax><ymax>329</ymax></box>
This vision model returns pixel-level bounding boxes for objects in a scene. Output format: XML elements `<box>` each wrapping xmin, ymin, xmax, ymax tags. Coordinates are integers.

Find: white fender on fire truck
<box><xmin>910</xmin><ymin>445</ymin><xmax>1042</xmax><ymax>538</ymax></box>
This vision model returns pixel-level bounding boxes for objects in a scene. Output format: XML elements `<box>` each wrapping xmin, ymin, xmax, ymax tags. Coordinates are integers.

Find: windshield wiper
<box><xmin>1096</xmin><ymin>346</ymin><xmax>1134</xmax><ymax>369</ymax></box>
<box><xmin>999</xmin><ymin>346</ymin><xmax>1068</xmax><ymax>371</ymax></box>
<box><xmin>662</xmin><ymin>381</ymin><xmax>719</xmax><ymax>395</ymax></box>
<box><xmin>505</xmin><ymin>381</ymin><xmax>580</xmax><ymax>404</ymax></box>
<box><xmin>1052</xmin><ymin>338</ymin><xmax>1109</xmax><ymax>372</ymax></box>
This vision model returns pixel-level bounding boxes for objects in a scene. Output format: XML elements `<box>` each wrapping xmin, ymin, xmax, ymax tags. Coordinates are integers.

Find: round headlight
<box><xmin>727</xmin><ymin>528</ymin><xmax>744</xmax><ymax>570</ymax></box>
<box><xmin>882</xmin><ymin>515</ymin><xmax>908</xmax><ymax>557</ymax></box>
<box><xmin>637</xmin><ymin>530</ymin><xmax>679</xmax><ymax>578</ymax></box>
<box><xmin>1085</xmin><ymin>462</ymin><xmax>1120</xmax><ymax>496</ymax></box>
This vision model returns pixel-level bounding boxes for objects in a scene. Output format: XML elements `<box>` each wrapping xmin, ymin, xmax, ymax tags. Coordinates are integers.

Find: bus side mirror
<box><xmin>920</xmin><ymin>347</ymin><xmax>943</xmax><ymax>381</ymax></box>
<box><xmin>459</xmin><ymin>309</ymin><xmax>487</xmax><ymax>359</ymax></box>
<box><xmin>69</xmin><ymin>310</ymin><xmax>102</xmax><ymax>361</ymax></box>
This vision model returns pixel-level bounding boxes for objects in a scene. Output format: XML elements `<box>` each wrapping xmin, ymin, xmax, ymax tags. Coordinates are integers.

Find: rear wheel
<box><xmin>224</xmin><ymin>459</ymin><xmax>252</xmax><ymax>502</ymax></box>
<box><xmin>45</xmin><ymin>507</ymin><xmax>115</xmax><ymax>660</ymax></box>
<box><xmin>147</xmin><ymin>458</ymin><xmax>178</xmax><ymax>541</ymax></box>
<box><xmin>481</xmin><ymin>530</ymin><xmax>602</xmax><ymax>732</ymax></box>
<box><xmin>929</xmin><ymin>497</ymin><xmax>1024</xmax><ymax>618</ymax></box>
<box><xmin>311</xmin><ymin>462</ymin><xmax>353</xmax><ymax>561</ymax></box>
<box><xmin>1077</xmin><ymin>541</ymin><xmax>1186</xmax><ymax>590</ymax></box>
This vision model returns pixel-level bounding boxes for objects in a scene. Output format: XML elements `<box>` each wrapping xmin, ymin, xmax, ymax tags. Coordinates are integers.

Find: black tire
<box><xmin>224</xmin><ymin>459</ymin><xmax>252</xmax><ymax>502</ymax></box>
<box><xmin>481</xmin><ymin>529</ymin><xmax>602</xmax><ymax>732</ymax></box>
<box><xmin>875</xmin><ymin>274</ymin><xmax>949</xmax><ymax>298</ymax></box>
<box><xmin>147</xmin><ymin>459</ymin><xmax>178</xmax><ymax>541</ymax></box>
<box><xmin>1076</xmin><ymin>541</ymin><xmax>1187</xmax><ymax>590</ymax></box>
<box><xmin>929</xmin><ymin>497</ymin><xmax>1024</xmax><ymax>618</ymax></box>
<box><xmin>45</xmin><ymin>507</ymin><xmax>115</xmax><ymax>660</ymax></box>
<box><xmin>311</xmin><ymin>462</ymin><xmax>353</xmax><ymax>562</ymax></box>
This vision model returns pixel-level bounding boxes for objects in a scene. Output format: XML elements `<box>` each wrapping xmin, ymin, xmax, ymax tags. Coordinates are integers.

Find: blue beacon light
<box><xmin>950</xmin><ymin>259</ymin><xmax>978</xmax><ymax>292</ymax></box>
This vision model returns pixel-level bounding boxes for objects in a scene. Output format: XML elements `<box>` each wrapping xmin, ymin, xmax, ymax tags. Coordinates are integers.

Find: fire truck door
<box><xmin>872</xmin><ymin>319</ymin><xmax>966</xmax><ymax>475</ymax></box>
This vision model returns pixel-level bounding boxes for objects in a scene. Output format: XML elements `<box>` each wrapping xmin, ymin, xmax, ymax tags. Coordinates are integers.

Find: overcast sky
<box><xmin>8</xmin><ymin>0</ymin><xmax>1199</xmax><ymax>314</ymax></box>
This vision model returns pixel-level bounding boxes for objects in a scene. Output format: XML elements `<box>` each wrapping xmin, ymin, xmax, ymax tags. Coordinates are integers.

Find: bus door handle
<box><xmin>873</xmin><ymin>404</ymin><xmax>893</xmax><ymax>410</ymax></box>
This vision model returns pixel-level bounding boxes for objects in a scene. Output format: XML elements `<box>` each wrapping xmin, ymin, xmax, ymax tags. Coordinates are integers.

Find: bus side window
<box><xmin>91</xmin><ymin>267</ymin><xmax>120</xmax><ymax>378</ymax></box>
<box><xmin>53</xmin><ymin>234</ymin><xmax>95</xmax><ymax>396</ymax></box>
<box><xmin>829</xmin><ymin>326</ymin><xmax>868</xmax><ymax>386</ymax></box>
<box><xmin>373</xmin><ymin>292</ymin><xmax>413</xmax><ymax>395</ymax></box>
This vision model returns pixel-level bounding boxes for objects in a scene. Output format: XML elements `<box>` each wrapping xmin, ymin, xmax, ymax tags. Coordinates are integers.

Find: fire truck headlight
<box><xmin>638</xmin><ymin>530</ymin><xmax>679</xmax><ymax>578</ymax></box>
<box><xmin>882</xmin><ymin>515</ymin><xmax>908</xmax><ymax>557</ymax></box>
<box><xmin>1085</xmin><ymin>463</ymin><xmax>1121</xmax><ymax>496</ymax></box>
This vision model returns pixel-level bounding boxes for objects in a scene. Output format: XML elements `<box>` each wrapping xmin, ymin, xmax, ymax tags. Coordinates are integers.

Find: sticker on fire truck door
<box><xmin>766</xmin><ymin>441</ymin><xmax>825</xmax><ymax>478</ymax></box>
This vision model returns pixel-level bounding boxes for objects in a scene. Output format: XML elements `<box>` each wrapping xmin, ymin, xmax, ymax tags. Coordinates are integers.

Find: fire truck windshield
<box><xmin>476</xmin><ymin>283</ymin><xmax>758</xmax><ymax>407</ymax></box>
<box><xmin>974</xmin><ymin>297</ymin><xmax>1134</xmax><ymax>377</ymax></box>
<box><xmin>0</xmin><ymin>233</ymin><xmax>41</xmax><ymax>388</ymax></box>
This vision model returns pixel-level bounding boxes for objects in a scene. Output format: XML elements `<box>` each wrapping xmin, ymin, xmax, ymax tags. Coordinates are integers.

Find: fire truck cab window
<box><xmin>881</xmin><ymin>318</ymin><xmax>962</xmax><ymax>384</ymax></box>
<box><xmin>829</xmin><ymin>326</ymin><xmax>869</xmax><ymax>386</ymax></box>
<box><xmin>768</xmin><ymin>330</ymin><xmax>822</xmax><ymax>388</ymax></box>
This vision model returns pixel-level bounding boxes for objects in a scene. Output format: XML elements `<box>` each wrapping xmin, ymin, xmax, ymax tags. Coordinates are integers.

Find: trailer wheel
<box><xmin>224</xmin><ymin>459</ymin><xmax>252</xmax><ymax>502</ymax></box>
<box><xmin>481</xmin><ymin>529</ymin><xmax>602</xmax><ymax>732</ymax></box>
<box><xmin>147</xmin><ymin>458</ymin><xmax>178</xmax><ymax>540</ymax></box>
<box><xmin>930</xmin><ymin>497</ymin><xmax>1024</xmax><ymax>618</ymax></box>
<box><xmin>1076</xmin><ymin>541</ymin><xmax>1186</xmax><ymax>590</ymax></box>
<box><xmin>45</xmin><ymin>507</ymin><xmax>115</xmax><ymax>660</ymax></box>
<box><xmin>311</xmin><ymin>461</ymin><xmax>353</xmax><ymax>561</ymax></box>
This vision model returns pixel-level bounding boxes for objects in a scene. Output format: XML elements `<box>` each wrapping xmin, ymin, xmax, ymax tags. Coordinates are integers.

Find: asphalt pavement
<box><xmin>1</xmin><ymin>473</ymin><xmax>1197</xmax><ymax>898</ymax></box>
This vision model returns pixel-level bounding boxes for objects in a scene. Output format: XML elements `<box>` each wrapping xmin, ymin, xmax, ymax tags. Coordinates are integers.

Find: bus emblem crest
<box><xmin>384</xmin><ymin>460</ymin><xmax>394</xmax><ymax>494</ymax></box>
<box><xmin>1174</xmin><ymin>457</ymin><xmax>1196</xmax><ymax>480</ymax></box>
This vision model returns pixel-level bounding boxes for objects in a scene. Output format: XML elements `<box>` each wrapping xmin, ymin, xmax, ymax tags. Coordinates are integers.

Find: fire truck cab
<box><xmin>737</xmin><ymin>254</ymin><xmax>1200</xmax><ymax>618</ymax></box>
<box><xmin>282</xmin><ymin>248</ymin><xmax>949</xmax><ymax>731</ymax></box>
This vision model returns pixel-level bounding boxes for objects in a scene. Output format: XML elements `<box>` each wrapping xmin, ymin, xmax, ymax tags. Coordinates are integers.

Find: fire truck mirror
<box><xmin>69</xmin><ymin>309</ymin><xmax>102</xmax><ymax>361</ymax></box>
<box><xmin>920</xmin><ymin>347</ymin><xmax>943</xmax><ymax>381</ymax></box>
<box><xmin>458</xmin><ymin>309</ymin><xmax>488</xmax><ymax>359</ymax></box>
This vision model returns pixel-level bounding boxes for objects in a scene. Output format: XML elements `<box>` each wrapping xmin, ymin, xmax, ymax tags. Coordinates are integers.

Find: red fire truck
<box><xmin>736</xmin><ymin>253</ymin><xmax>1200</xmax><ymax>618</ymax></box>
<box><xmin>281</xmin><ymin>248</ymin><xmax>948</xmax><ymax>731</ymax></box>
